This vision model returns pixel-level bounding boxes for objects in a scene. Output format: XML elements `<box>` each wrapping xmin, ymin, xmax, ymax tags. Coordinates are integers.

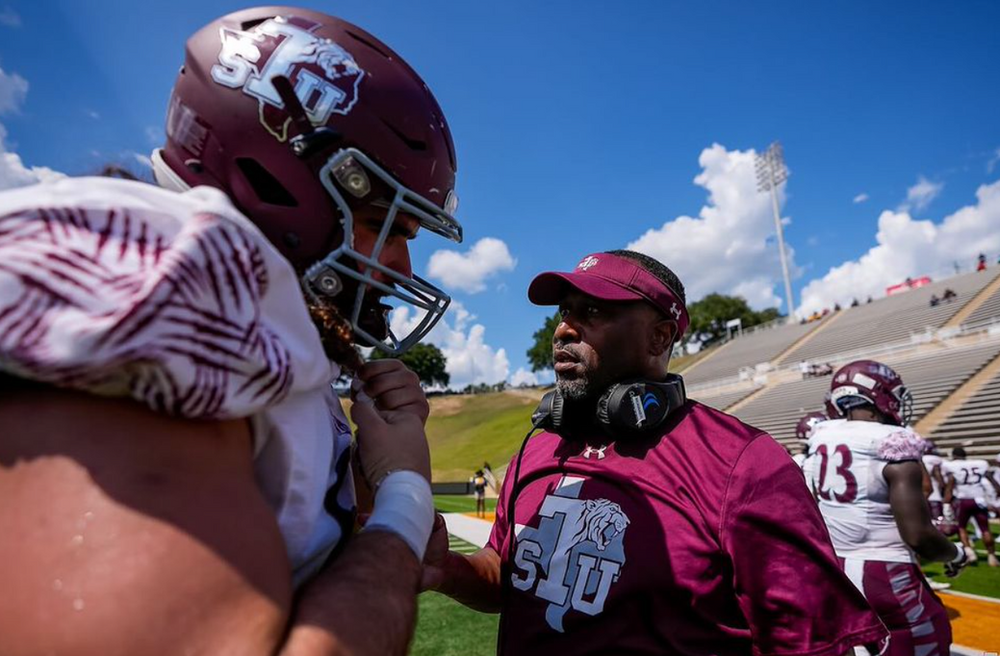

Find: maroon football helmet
<box><xmin>825</xmin><ymin>360</ymin><xmax>913</xmax><ymax>426</ymax></box>
<box><xmin>795</xmin><ymin>411</ymin><xmax>828</xmax><ymax>441</ymax></box>
<box><xmin>151</xmin><ymin>6</ymin><xmax>463</xmax><ymax>354</ymax></box>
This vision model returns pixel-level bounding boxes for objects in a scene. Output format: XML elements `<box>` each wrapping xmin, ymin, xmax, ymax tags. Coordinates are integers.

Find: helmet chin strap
<box><xmin>150</xmin><ymin>149</ymin><xmax>192</xmax><ymax>193</ymax></box>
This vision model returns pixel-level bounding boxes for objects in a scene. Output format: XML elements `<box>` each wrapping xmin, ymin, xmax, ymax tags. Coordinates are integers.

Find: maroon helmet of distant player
<box><xmin>795</xmin><ymin>411</ymin><xmax>828</xmax><ymax>441</ymax></box>
<box><xmin>825</xmin><ymin>360</ymin><xmax>913</xmax><ymax>426</ymax></box>
<box><xmin>151</xmin><ymin>6</ymin><xmax>463</xmax><ymax>354</ymax></box>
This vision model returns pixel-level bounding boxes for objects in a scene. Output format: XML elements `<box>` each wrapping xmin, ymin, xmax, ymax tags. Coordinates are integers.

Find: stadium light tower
<box><xmin>755</xmin><ymin>141</ymin><xmax>796</xmax><ymax>323</ymax></box>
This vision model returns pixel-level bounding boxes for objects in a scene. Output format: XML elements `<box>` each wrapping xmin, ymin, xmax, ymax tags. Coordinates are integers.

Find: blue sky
<box><xmin>1</xmin><ymin>0</ymin><xmax>999</xmax><ymax>387</ymax></box>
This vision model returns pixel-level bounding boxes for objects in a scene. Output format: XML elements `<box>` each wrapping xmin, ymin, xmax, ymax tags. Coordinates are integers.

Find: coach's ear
<box><xmin>649</xmin><ymin>317</ymin><xmax>677</xmax><ymax>357</ymax></box>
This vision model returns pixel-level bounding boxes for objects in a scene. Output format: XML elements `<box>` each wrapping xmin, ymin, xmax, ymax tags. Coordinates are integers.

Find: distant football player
<box><xmin>943</xmin><ymin>447</ymin><xmax>1000</xmax><ymax>567</ymax></box>
<box><xmin>796</xmin><ymin>410</ymin><xmax>827</xmax><ymax>470</ymax></box>
<box><xmin>422</xmin><ymin>251</ymin><xmax>887</xmax><ymax>656</ymax></box>
<box><xmin>807</xmin><ymin>360</ymin><xmax>968</xmax><ymax>656</ymax></box>
<box><xmin>921</xmin><ymin>443</ymin><xmax>951</xmax><ymax>532</ymax></box>
<box><xmin>0</xmin><ymin>7</ymin><xmax>463</xmax><ymax>655</ymax></box>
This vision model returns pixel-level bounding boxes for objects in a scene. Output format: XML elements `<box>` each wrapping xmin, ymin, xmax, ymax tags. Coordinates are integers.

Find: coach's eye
<box><xmin>586</xmin><ymin>305</ymin><xmax>600</xmax><ymax>317</ymax></box>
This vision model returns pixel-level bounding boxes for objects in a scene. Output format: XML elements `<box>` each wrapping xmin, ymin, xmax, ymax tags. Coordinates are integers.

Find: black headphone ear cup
<box><xmin>595</xmin><ymin>384</ymin><xmax>617</xmax><ymax>428</ymax></box>
<box><xmin>550</xmin><ymin>389</ymin><xmax>565</xmax><ymax>430</ymax></box>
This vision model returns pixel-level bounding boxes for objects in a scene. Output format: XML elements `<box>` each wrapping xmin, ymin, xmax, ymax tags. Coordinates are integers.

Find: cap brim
<box><xmin>528</xmin><ymin>271</ymin><xmax>645</xmax><ymax>306</ymax></box>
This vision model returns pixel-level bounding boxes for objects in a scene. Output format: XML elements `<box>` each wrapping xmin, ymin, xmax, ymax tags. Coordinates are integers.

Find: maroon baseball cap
<box><xmin>528</xmin><ymin>252</ymin><xmax>689</xmax><ymax>336</ymax></box>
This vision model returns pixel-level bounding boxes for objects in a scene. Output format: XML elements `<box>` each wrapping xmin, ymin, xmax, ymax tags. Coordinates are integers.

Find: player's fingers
<box><xmin>374</xmin><ymin>387</ymin><xmax>428</xmax><ymax>414</ymax></box>
<box><xmin>358</xmin><ymin>359</ymin><xmax>407</xmax><ymax>381</ymax></box>
<box><xmin>362</xmin><ymin>368</ymin><xmax>421</xmax><ymax>399</ymax></box>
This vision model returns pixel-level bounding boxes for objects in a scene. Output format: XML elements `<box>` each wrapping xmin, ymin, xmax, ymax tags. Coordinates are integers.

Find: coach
<box><xmin>422</xmin><ymin>249</ymin><xmax>887</xmax><ymax>655</ymax></box>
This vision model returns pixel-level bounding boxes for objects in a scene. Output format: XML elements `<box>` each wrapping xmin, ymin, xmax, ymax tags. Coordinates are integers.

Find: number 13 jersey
<box><xmin>805</xmin><ymin>419</ymin><xmax>928</xmax><ymax>563</ymax></box>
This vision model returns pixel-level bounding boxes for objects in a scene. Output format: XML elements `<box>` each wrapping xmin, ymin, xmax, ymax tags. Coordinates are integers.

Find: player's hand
<box><xmin>944</xmin><ymin>544</ymin><xmax>968</xmax><ymax>578</ymax></box>
<box><xmin>420</xmin><ymin>513</ymin><xmax>450</xmax><ymax>592</ymax></box>
<box><xmin>356</xmin><ymin>359</ymin><xmax>430</xmax><ymax>425</ymax></box>
<box><xmin>350</xmin><ymin>391</ymin><xmax>431</xmax><ymax>487</ymax></box>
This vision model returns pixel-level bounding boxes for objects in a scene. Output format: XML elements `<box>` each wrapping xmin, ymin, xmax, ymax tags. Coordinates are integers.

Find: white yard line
<box><xmin>940</xmin><ymin>588</ymin><xmax>1000</xmax><ymax>605</ymax></box>
<box><xmin>442</xmin><ymin>512</ymin><xmax>493</xmax><ymax>549</ymax></box>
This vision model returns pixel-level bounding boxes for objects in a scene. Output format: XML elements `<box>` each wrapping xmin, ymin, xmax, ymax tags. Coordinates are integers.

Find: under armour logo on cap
<box><xmin>577</xmin><ymin>256</ymin><xmax>599</xmax><ymax>271</ymax></box>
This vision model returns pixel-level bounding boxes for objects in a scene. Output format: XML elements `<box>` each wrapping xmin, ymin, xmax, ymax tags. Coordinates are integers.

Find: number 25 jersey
<box><xmin>805</xmin><ymin>419</ymin><xmax>927</xmax><ymax>563</ymax></box>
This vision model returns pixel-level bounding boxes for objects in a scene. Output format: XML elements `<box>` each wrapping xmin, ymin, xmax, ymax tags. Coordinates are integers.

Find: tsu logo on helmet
<box><xmin>211</xmin><ymin>16</ymin><xmax>365</xmax><ymax>142</ymax></box>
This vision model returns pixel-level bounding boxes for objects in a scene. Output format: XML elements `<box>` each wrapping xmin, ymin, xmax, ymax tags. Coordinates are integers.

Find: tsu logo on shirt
<box><xmin>211</xmin><ymin>16</ymin><xmax>365</xmax><ymax>141</ymax></box>
<box><xmin>511</xmin><ymin>476</ymin><xmax>630</xmax><ymax>632</ymax></box>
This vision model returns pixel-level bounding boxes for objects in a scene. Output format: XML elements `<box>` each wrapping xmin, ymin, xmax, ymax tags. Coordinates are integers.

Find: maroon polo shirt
<box><xmin>488</xmin><ymin>400</ymin><xmax>887</xmax><ymax>655</ymax></box>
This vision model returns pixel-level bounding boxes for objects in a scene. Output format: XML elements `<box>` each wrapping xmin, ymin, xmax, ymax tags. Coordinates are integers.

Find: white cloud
<box><xmin>853</xmin><ymin>193</ymin><xmax>869</xmax><ymax>204</ymax></box>
<box><xmin>427</xmin><ymin>237</ymin><xmax>516</xmax><ymax>294</ymax></box>
<box><xmin>0</xmin><ymin>7</ymin><xmax>20</xmax><ymax>28</ymax></box>
<box><xmin>132</xmin><ymin>152</ymin><xmax>153</xmax><ymax>169</ymax></box>
<box><xmin>988</xmin><ymin>148</ymin><xmax>1000</xmax><ymax>175</ymax></box>
<box><xmin>390</xmin><ymin>301</ymin><xmax>509</xmax><ymax>389</ymax></box>
<box><xmin>87</xmin><ymin>109</ymin><xmax>100</xmax><ymax>120</ymax></box>
<box><xmin>626</xmin><ymin>143</ymin><xmax>794</xmax><ymax>310</ymax></box>
<box><xmin>509</xmin><ymin>367</ymin><xmax>538</xmax><ymax>387</ymax></box>
<box><xmin>0</xmin><ymin>67</ymin><xmax>27</xmax><ymax>114</ymax></box>
<box><xmin>0</xmin><ymin>67</ymin><xmax>63</xmax><ymax>191</ymax></box>
<box><xmin>798</xmin><ymin>179</ymin><xmax>1000</xmax><ymax>315</ymax></box>
<box><xmin>898</xmin><ymin>175</ymin><xmax>943</xmax><ymax>213</ymax></box>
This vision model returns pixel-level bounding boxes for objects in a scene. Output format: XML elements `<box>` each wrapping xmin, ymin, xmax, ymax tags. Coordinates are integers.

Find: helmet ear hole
<box><xmin>236</xmin><ymin>158</ymin><xmax>298</xmax><ymax>207</ymax></box>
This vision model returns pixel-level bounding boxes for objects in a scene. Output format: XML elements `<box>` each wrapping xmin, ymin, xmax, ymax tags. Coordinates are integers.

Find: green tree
<box><xmin>370</xmin><ymin>342</ymin><xmax>450</xmax><ymax>388</ymax></box>
<box><xmin>526</xmin><ymin>312</ymin><xmax>561</xmax><ymax>372</ymax></box>
<box><xmin>687</xmin><ymin>293</ymin><xmax>783</xmax><ymax>347</ymax></box>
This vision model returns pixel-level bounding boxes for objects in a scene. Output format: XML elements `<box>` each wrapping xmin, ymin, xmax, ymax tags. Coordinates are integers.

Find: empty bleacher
<box><xmin>777</xmin><ymin>269</ymin><xmax>1000</xmax><ymax>365</ymax></box>
<box><xmin>929</xmin><ymin>367</ymin><xmax>1000</xmax><ymax>457</ymax></box>
<box><xmin>691</xmin><ymin>385</ymin><xmax>759</xmax><ymax>412</ymax></box>
<box><xmin>961</xmin><ymin>273</ymin><xmax>1000</xmax><ymax>329</ymax></box>
<box><xmin>682</xmin><ymin>318</ymin><xmax>823</xmax><ymax>385</ymax></box>
<box><xmin>730</xmin><ymin>339</ymin><xmax>1000</xmax><ymax>446</ymax></box>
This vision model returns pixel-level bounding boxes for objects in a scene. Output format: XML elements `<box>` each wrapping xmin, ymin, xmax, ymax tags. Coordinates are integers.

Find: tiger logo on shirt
<box><xmin>511</xmin><ymin>476</ymin><xmax>630</xmax><ymax>632</ymax></box>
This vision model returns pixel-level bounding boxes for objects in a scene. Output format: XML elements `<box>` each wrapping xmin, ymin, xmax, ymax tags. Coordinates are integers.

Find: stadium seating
<box><xmin>729</xmin><ymin>339</ymin><xmax>1000</xmax><ymax>446</ymax></box>
<box><xmin>776</xmin><ymin>269</ymin><xmax>1000</xmax><ymax>365</ymax></box>
<box><xmin>691</xmin><ymin>385</ymin><xmax>759</xmax><ymax>412</ymax></box>
<box><xmin>929</xmin><ymin>367</ymin><xmax>1000</xmax><ymax>457</ymax></box>
<box><xmin>961</xmin><ymin>277</ymin><xmax>1000</xmax><ymax>329</ymax></box>
<box><xmin>681</xmin><ymin>318</ymin><xmax>824</xmax><ymax>385</ymax></box>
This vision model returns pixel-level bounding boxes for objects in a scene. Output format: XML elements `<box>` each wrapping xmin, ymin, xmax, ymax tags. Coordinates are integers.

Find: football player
<box><xmin>796</xmin><ymin>410</ymin><xmax>827</xmax><ymax>471</ymax></box>
<box><xmin>0</xmin><ymin>7</ymin><xmax>462</xmax><ymax>655</ymax></box>
<box><xmin>807</xmin><ymin>360</ymin><xmax>967</xmax><ymax>656</ymax></box>
<box><xmin>943</xmin><ymin>447</ymin><xmax>1000</xmax><ymax>567</ymax></box>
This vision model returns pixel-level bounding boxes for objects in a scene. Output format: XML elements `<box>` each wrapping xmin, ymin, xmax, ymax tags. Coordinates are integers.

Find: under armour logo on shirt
<box><xmin>583</xmin><ymin>445</ymin><xmax>607</xmax><ymax>460</ymax></box>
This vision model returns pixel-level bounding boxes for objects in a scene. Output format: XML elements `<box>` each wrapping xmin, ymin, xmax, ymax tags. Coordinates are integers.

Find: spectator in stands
<box><xmin>867</xmin><ymin>296</ymin><xmax>873</xmax><ymax>304</ymax></box>
<box><xmin>834</xmin><ymin>303</ymin><xmax>842</xmax><ymax>312</ymax></box>
<box><xmin>942</xmin><ymin>288</ymin><xmax>957</xmax><ymax>303</ymax></box>
<box><xmin>422</xmin><ymin>249</ymin><xmax>887</xmax><ymax>655</ymax></box>
<box><xmin>851</xmin><ymin>298</ymin><xmax>860</xmax><ymax>307</ymax></box>
<box><xmin>929</xmin><ymin>294</ymin><xmax>940</xmax><ymax>308</ymax></box>
<box><xmin>977</xmin><ymin>253</ymin><xmax>987</xmax><ymax>272</ymax></box>
<box><xmin>799</xmin><ymin>360</ymin><xmax>813</xmax><ymax>379</ymax></box>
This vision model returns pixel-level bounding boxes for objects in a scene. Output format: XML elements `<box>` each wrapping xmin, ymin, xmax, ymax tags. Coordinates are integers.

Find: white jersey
<box><xmin>944</xmin><ymin>459</ymin><xmax>992</xmax><ymax>502</ymax></box>
<box><xmin>0</xmin><ymin>177</ymin><xmax>354</xmax><ymax>586</ymax></box>
<box><xmin>792</xmin><ymin>452</ymin><xmax>807</xmax><ymax>469</ymax></box>
<box><xmin>922</xmin><ymin>453</ymin><xmax>944</xmax><ymax>502</ymax></box>
<box><xmin>806</xmin><ymin>419</ymin><xmax>928</xmax><ymax>563</ymax></box>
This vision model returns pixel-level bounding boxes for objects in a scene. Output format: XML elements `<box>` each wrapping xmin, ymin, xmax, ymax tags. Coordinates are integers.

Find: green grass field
<box><xmin>434</xmin><ymin>495</ymin><xmax>498</xmax><ymax>514</ymax></box>
<box><xmin>425</xmin><ymin>391</ymin><xmax>543</xmax><ymax>481</ymax></box>
<box><xmin>412</xmin><ymin>534</ymin><xmax>498</xmax><ymax>656</ymax></box>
